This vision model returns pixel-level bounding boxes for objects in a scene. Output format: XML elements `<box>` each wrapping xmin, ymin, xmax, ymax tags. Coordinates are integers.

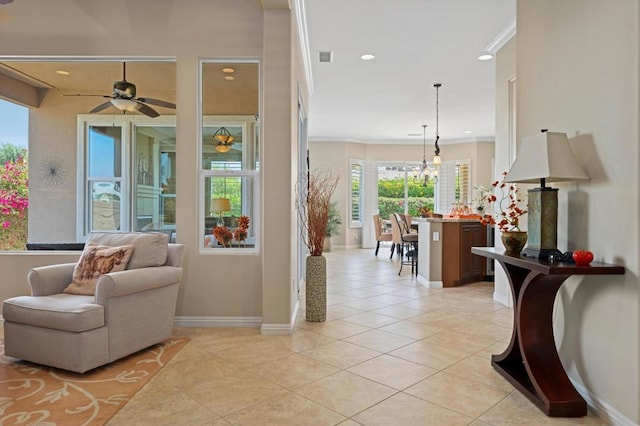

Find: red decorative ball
<box><xmin>573</xmin><ymin>250</ymin><xmax>594</xmax><ymax>266</ymax></box>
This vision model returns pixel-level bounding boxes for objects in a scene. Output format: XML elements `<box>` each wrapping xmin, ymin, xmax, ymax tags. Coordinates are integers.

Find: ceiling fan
<box><xmin>65</xmin><ymin>62</ymin><xmax>176</xmax><ymax>118</ymax></box>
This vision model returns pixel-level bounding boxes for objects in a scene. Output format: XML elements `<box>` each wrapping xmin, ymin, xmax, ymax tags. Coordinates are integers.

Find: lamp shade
<box><xmin>215</xmin><ymin>144</ymin><xmax>232</xmax><ymax>153</ymax></box>
<box><xmin>211</xmin><ymin>198</ymin><xmax>231</xmax><ymax>214</ymax></box>
<box><xmin>505</xmin><ymin>132</ymin><xmax>589</xmax><ymax>184</ymax></box>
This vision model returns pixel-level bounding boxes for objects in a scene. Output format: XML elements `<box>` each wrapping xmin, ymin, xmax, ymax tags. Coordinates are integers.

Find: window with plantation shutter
<box><xmin>437</xmin><ymin>159</ymin><xmax>470</xmax><ymax>213</ymax></box>
<box><xmin>350</xmin><ymin>160</ymin><xmax>363</xmax><ymax>228</ymax></box>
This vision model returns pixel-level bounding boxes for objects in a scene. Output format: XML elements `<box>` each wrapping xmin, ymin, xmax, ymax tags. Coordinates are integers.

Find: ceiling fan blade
<box><xmin>90</xmin><ymin>101</ymin><xmax>114</xmax><ymax>113</ymax></box>
<box><xmin>134</xmin><ymin>102</ymin><xmax>160</xmax><ymax>118</ymax></box>
<box><xmin>136</xmin><ymin>97</ymin><xmax>176</xmax><ymax>109</ymax></box>
<box><xmin>63</xmin><ymin>94</ymin><xmax>112</xmax><ymax>98</ymax></box>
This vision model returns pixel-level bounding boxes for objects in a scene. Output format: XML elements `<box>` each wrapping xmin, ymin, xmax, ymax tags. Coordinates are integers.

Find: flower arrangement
<box><xmin>472</xmin><ymin>185</ymin><xmax>492</xmax><ymax>212</ymax></box>
<box><xmin>481</xmin><ymin>171</ymin><xmax>527</xmax><ymax>232</ymax></box>
<box><xmin>296</xmin><ymin>168</ymin><xmax>339</xmax><ymax>256</ymax></box>
<box><xmin>234</xmin><ymin>215</ymin><xmax>250</xmax><ymax>246</ymax></box>
<box><xmin>417</xmin><ymin>204</ymin><xmax>433</xmax><ymax>217</ymax></box>
<box><xmin>212</xmin><ymin>225</ymin><xmax>233</xmax><ymax>247</ymax></box>
<box><xmin>210</xmin><ymin>215</ymin><xmax>251</xmax><ymax>248</ymax></box>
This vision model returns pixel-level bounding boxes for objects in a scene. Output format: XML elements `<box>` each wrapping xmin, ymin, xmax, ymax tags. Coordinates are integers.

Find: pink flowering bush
<box><xmin>0</xmin><ymin>155</ymin><xmax>28</xmax><ymax>250</ymax></box>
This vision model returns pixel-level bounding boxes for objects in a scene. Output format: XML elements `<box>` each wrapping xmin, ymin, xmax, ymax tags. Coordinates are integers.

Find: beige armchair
<box><xmin>2</xmin><ymin>232</ymin><xmax>185</xmax><ymax>373</ymax></box>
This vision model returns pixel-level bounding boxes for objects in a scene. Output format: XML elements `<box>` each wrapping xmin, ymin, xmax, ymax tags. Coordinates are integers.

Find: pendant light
<box><xmin>432</xmin><ymin>83</ymin><xmax>442</xmax><ymax>165</ymax></box>
<box><xmin>212</xmin><ymin>127</ymin><xmax>234</xmax><ymax>153</ymax></box>
<box><xmin>418</xmin><ymin>124</ymin><xmax>430</xmax><ymax>186</ymax></box>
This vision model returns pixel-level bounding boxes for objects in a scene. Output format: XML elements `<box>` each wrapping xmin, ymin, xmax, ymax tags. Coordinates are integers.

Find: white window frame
<box><xmin>76</xmin><ymin>114</ymin><xmax>176</xmax><ymax>240</ymax></box>
<box><xmin>350</xmin><ymin>159</ymin><xmax>364</xmax><ymax>228</ymax></box>
<box><xmin>198</xmin><ymin>58</ymin><xmax>260</xmax><ymax>255</ymax></box>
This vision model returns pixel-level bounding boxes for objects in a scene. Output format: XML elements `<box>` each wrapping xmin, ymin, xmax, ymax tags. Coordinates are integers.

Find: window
<box><xmin>350</xmin><ymin>160</ymin><xmax>363</xmax><ymax>228</ymax></box>
<box><xmin>436</xmin><ymin>159</ymin><xmax>471</xmax><ymax>213</ymax></box>
<box><xmin>77</xmin><ymin>115</ymin><xmax>177</xmax><ymax>240</ymax></box>
<box><xmin>199</xmin><ymin>60</ymin><xmax>259</xmax><ymax>253</ymax></box>
<box><xmin>376</xmin><ymin>163</ymin><xmax>434</xmax><ymax>219</ymax></box>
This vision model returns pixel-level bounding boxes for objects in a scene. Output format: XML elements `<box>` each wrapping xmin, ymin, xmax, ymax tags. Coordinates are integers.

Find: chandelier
<box><xmin>212</xmin><ymin>127</ymin><xmax>234</xmax><ymax>153</ymax></box>
<box><xmin>417</xmin><ymin>124</ymin><xmax>438</xmax><ymax>185</ymax></box>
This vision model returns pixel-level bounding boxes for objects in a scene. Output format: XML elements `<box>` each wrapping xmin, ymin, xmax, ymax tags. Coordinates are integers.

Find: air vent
<box><xmin>318</xmin><ymin>51</ymin><xmax>333</xmax><ymax>63</ymax></box>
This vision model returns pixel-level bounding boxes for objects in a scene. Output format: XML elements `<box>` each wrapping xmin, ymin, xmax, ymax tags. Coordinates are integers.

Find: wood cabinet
<box><xmin>442</xmin><ymin>221</ymin><xmax>486</xmax><ymax>287</ymax></box>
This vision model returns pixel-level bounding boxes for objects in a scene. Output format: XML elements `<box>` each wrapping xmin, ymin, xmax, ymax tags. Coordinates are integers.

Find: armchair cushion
<box><xmin>87</xmin><ymin>232</ymin><xmax>169</xmax><ymax>269</ymax></box>
<box><xmin>3</xmin><ymin>294</ymin><xmax>103</xmax><ymax>332</ymax></box>
<box><xmin>63</xmin><ymin>243</ymin><xmax>134</xmax><ymax>295</ymax></box>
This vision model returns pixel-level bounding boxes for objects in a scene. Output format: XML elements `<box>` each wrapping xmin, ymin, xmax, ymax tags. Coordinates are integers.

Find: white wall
<box><xmin>493</xmin><ymin>36</ymin><xmax>517</xmax><ymax>307</ymax></box>
<box><xmin>514</xmin><ymin>1</ymin><xmax>639</xmax><ymax>423</ymax></box>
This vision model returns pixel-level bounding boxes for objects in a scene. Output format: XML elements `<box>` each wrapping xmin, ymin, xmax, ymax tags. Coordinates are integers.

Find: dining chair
<box><xmin>373</xmin><ymin>214</ymin><xmax>393</xmax><ymax>256</ymax></box>
<box><xmin>392</xmin><ymin>213</ymin><xmax>419</xmax><ymax>275</ymax></box>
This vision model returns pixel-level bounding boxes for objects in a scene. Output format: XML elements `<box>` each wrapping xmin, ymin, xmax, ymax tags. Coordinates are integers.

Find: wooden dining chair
<box><xmin>373</xmin><ymin>214</ymin><xmax>393</xmax><ymax>256</ymax></box>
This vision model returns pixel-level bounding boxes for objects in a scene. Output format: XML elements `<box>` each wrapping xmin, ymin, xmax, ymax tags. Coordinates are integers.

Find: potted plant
<box><xmin>481</xmin><ymin>172</ymin><xmax>528</xmax><ymax>254</ymax></box>
<box><xmin>296</xmin><ymin>169</ymin><xmax>339</xmax><ymax>322</ymax></box>
<box><xmin>323</xmin><ymin>202</ymin><xmax>342</xmax><ymax>252</ymax></box>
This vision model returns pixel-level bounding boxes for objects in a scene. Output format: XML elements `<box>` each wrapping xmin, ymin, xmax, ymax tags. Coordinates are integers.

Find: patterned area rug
<box><xmin>0</xmin><ymin>337</ymin><xmax>189</xmax><ymax>425</ymax></box>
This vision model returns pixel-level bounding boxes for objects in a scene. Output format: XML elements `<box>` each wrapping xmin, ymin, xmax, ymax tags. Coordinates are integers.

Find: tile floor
<box><xmin>107</xmin><ymin>247</ymin><xmax>606</xmax><ymax>425</ymax></box>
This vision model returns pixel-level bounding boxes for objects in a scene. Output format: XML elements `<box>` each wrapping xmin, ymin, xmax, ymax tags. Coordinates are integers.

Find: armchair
<box><xmin>2</xmin><ymin>232</ymin><xmax>185</xmax><ymax>373</ymax></box>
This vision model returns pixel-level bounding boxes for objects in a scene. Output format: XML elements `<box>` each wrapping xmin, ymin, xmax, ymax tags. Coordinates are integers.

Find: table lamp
<box><xmin>211</xmin><ymin>198</ymin><xmax>231</xmax><ymax>226</ymax></box>
<box><xmin>505</xmin><ymin>130</ymin><xmax>589</xmax><ymax>259</ymax></box>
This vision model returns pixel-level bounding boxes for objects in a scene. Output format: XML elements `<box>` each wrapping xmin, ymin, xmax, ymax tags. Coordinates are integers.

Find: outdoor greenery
<box><xmin>325</xmin><ymin>202</ymin><xmax>341</xmax><ymax>237</ymax></box>
<box><xmin>0</xmin><ymin>142</ymin><xmax>26</xmax><ymax>165</ymax></box>
<box><xmin>0</xmin><ymin>144</ymin><xmax>29</xmax><ymax>250</ymax></box>
<box><xmin>378</xmin><ymin>177</ymin><xmax>434</xmax><ymax>219</ymax></box>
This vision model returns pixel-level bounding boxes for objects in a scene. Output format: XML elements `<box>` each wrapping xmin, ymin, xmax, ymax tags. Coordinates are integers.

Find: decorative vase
<box><xmin>501</xmin><ymin>231</ymin><xmax>527</xmax><ymax>255</ymax></box>
<box><xmin>306</xmin><ymin>255</ymin><xmax>327</xmax><ymax>322</ymax></box>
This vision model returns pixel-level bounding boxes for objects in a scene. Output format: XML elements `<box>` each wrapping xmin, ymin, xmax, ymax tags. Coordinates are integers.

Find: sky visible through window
<box><xmin>0</xmin><ymin>99</ymin><xmax>28</xmax><ymax>148</ymax></box>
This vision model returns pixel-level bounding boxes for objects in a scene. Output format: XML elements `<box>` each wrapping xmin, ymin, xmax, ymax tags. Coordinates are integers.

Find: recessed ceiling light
<box><xmin>478</xmin><ymin>53</ymin><xmax>494</xmax><ymax>61</ymax></box>
<box><xmin>55</xmin><ymin>70</ymin><xmax>70</xmax><ymax>76</ymax></box>
<box><xmin>222</xmin><ymin>68</ymin><xmax>235</xmax><ymax>73</ymax></box>
<box><xmin>465</xmin><ymin>130</ymin><xmax>473</xmax><ymax>134</ymax></box>
<box><xmin>225</xmin><ymin>76</ymin><xmax>235</xmax><ymax>81</ymax></box>
<box><xmin>360</xmin><ymin>53</ymin><xmax>375</xmax><ymax>61</ymax></box>
<box><xmin>407</xmin><ymin>133</ymin><xmax>421</xmax><ymax>137</ymax></box>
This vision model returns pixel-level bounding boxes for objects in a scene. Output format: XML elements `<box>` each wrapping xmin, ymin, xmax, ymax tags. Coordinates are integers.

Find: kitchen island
<box><xmin>416</xmin><ymin>217</ymin><xmax>488</xmax><ymax>287</ymax></box>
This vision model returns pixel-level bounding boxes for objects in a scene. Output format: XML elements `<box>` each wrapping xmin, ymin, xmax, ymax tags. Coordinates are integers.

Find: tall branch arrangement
<box><xmin>296</xmin><ymin>169</ymin><xmax>339</xmax><ymax>256</ymax></box>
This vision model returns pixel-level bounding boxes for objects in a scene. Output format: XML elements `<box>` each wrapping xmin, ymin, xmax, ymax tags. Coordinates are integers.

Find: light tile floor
<box><xmin>106</xmin><ymin>247</ymin><xmax>606</xmax><ymax>425</ymax></box>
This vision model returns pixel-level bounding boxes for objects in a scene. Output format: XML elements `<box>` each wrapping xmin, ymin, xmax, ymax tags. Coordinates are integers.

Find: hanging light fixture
<box><xmin>212</xmin><ymin>127</ymin><xmax>234</xmax><ymax>153</ymax></box>
<box><xmin>417</xmin><ymin>124</ymin><xmax>431</xmax><ymax>186</ymax></box>
<box><xmin>432</xmin><ymin>83</ymin><xmax>443</xmax><ymax>165</ymax></box>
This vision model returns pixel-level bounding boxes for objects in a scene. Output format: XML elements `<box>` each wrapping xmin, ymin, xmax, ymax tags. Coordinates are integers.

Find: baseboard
<box><xmin>416</xmin><ymin>275</ymin><xmax>443</xmax><ymax>288</ymax></box>
<box><xmin>173</xmin><ymin>316</ymin><xmax>262</xmax><ymax>328</ymax></box>
<box><xmin>261</xmin><ymin>300</ymin><xmax>299</xmax><ymax>336</ymax></box>
<box><xmin>493</xmin><ymin>289</ymin><xmax>513</xmax><ymax>308</ymax></box>
<box><xmin>571</xmin><ymin>379</ymin><xmax>639</xmax><ymax>426</ymax></box>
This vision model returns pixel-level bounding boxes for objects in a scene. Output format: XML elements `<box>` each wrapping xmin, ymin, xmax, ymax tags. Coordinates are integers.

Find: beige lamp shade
<box><xmin>211</xmin><ymin>198</ymin><xmax>231</xmax><ymax>214</ymax></box>
<box><xmin>505</xmin><ymin>131</ymin><xmax>589</xmax><ymax>185</ymax></box>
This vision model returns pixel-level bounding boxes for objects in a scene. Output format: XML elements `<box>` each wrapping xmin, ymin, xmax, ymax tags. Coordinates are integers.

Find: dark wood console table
<box><xmin>471</xmin><ymin>247</ymin><xmax>625</xmax><ymax>417</ymax></box>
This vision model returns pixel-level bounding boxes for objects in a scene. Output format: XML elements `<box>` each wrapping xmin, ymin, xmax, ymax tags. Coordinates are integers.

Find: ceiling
<box><xmin>0</xmin><ymin>0</ymin><xmax>516</xmax><ymax>146</ymax></box>
<box><xmin>305</xmin><ymin>0</ymin><xmax>515</xmax><ymax>144</ymax></box>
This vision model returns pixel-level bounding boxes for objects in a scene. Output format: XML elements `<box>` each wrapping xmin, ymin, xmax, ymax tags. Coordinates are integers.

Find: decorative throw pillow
<box><xmin>63</xmin><ymin>243</ymin><xmax>134</xmax><ymax>295</ymax></box>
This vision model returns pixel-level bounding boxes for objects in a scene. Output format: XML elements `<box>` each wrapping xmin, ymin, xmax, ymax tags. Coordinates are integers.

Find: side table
<box><xmin>471</xmin><ymin>247</ymin><xmax>625</xmax><ymax>417</ymax></box>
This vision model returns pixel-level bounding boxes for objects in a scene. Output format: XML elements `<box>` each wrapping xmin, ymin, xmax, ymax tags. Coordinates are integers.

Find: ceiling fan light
<box><xmin>215</xmin><ymin>144</ymin><xmax>232</xmax><ymax>153</ymax></box>
<box><xmin>111</xmin><ymin>98</ymin><xmax>138</xmax><ymax>112</ymax></box>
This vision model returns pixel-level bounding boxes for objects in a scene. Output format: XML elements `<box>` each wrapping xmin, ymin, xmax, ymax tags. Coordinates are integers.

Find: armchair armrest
<box><xmin>28</xmin><ymin>263</ymin><xmax>76</xmax><ymax>296</ymax></box>
<box><xmin>94</xmin><ymin>266</ymin><xmax>182</xmax><ymax>305</ymax></box>
<box><xmin>166</xmin><ymin>243</ymin><xmax>185</xmax><ymax>267</ymax></box>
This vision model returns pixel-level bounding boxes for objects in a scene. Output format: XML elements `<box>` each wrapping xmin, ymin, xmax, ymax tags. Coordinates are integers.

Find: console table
<box><xmin>471</xmin><ymin>247</ymin><xmax>625</xmax><ymax>417</ymax></box>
